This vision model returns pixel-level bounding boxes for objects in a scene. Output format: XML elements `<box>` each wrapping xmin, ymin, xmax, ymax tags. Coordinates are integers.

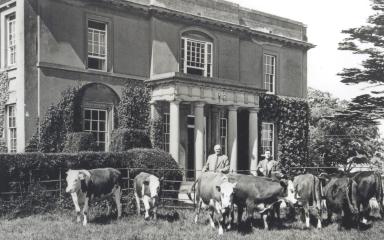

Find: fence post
<box><xmin>59</xmin><ymin>168</ymin><xmax>62</xmax><ymax>202</ymax></box>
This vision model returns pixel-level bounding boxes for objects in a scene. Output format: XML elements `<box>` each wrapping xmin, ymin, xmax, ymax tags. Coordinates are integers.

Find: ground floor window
<box><xmin>163</xmin><ymin>113</ymin><xmax>170</xmax><ymax>152</ymax></box>
<box><xmin>7</xmin><ymin>104</ymin><xmax>16</xmax><ymax>153</ymax></box>
<box><xmin>83</xmin><ymin>108</ymin><xmax>107</xmax><ymax>151</ymax></box>
<box><xmin>219</xmin><ymin>112</ymin><xmax>227</xmax><ymax>155</ymax></box>
<box><xmin>261</xmin><ymin>122</ymin><xmax>274</xmax><ymax>157</ymax></box>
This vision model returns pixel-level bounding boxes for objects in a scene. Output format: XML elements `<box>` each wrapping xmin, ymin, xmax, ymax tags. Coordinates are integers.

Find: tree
<box><xmin>308</xmin><ymin>88</ymin><xmax>381</xmax><ymax>170</ymax></box>
<box><xmin>338</xmin><ymin>0</ymin><xmax>384</xmax><ymax>120</ymax></box>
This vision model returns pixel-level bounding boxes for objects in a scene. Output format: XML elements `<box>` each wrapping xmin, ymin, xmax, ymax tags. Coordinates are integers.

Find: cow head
<box><xmin>65</xmin><ymin>169</ymin><xmax>91</xmax><ymax>193</ymax></box>
<box><xmin>216</xmin><ymin>182</ymin><xmax>237</xmax><ymax>214</ymax></box>
<box><xmin>143</xmin><ymin>175</ymin><xmax>162</xmax><ymax>198</ymax></box>
<box><xmin>284</xmin><ymin>179</ymin><xmax>298</xmax><ymax>205</ymax></box>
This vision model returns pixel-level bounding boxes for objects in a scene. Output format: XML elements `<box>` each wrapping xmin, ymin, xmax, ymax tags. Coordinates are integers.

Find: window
<box><xmin>163</xmin><ymin>113</ymin><xmax>170</xmax><ymax>152</ymax></box>
<box><xmin>7</xmin><ymin>105</ymin><xmax>16</xmax><ymax>153</ymax></box>
<box><xmin>83</xmin><ymin>109</ymin><xmax>107</xmax><ymax>151</ymax></box>
<box><xmin>261</xmin><ymin>122</ymin><xmax>274</xmax><ymax>158</ymax></box>
<box><xmin>180</xmin><ymin>37</ymin><xmax>212</xmax><ymax>77</ymax></box>
<box><xmin>87</xmin><ymin>20</ymin><xmax>107</xmax><ymax>71</ymax></box>
<box><xmin>219</xmin><ymin>112</ymin><xmax>227</xmax><ymax>155</ymax></box>
<box><xmin>6</xmin><ymin>14</ymin><xmax>16</xmax><ymax>66</ymax></box>
<box><xmin>264</xmin><ymin>54</ymin><xmax>276</xmax><ymax>94</ymax></box>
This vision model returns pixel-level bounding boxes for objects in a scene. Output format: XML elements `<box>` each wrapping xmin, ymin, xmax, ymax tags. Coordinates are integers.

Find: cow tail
<box><xmin>346</xmin><ymin>179</ymin><xmax>358</xmax><ymax>215</ymax></box>
<box><xmin>187</xmin><ymin>179</ymin><xmax>198</xmax><ymax>202</ymax></box>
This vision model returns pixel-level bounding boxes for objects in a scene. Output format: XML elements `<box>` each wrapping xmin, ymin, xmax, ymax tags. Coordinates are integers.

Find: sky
<box><xmin>231</xmin><ymin>0</ymin><xmax>374</xmax><ymax>101</ymax></box>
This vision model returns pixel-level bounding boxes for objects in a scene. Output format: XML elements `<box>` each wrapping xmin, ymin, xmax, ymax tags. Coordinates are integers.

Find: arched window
<box><xmin>180</xmin><ymin>31</ymin><xmax>213</xmax><ymax>77</ymax></box>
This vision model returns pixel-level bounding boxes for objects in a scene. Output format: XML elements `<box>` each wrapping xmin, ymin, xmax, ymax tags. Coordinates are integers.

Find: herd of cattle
<box><xmin>64</xmin><ymin>168</ymin><xmax>384</xmax><ymax>235</ymax></box>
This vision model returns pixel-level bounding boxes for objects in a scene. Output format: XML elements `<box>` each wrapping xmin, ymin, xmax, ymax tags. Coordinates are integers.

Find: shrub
<box><xmin>0</xmin><ymin>148</ymin><xmax>182</xmax><ymax>216</ymax></box>
<box><xmin>110</xmin><ymin>128</ymin><xmax>152</xmax><ymax>152</ymax></box>
<box><xmin>62</xmin><ymin>132</ymin><xmax>97</xmax><ymax>152</ymax></box>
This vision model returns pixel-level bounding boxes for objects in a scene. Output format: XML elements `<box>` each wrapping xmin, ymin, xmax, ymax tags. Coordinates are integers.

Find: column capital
<box><xmin>170</xmin><ymin>99</ymin><xmax>181</xmax><ymax>105</ymax></box>
<box><xmin>228</xmin><ymin>105</ymin><xmax>240</xmax><ymax>112</ymax></box>
<box><xmin>249</xmin><ymin>107</ymin><xmax>260</xmax><ymax>114</ymax></box>
<box><xmin>194</xmin><ymin>101</ymin><xmax>205</xmax><ymax>108</ymax></box>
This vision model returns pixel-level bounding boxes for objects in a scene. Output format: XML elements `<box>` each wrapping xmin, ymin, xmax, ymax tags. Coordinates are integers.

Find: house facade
<box><xmin>0</xmin><ymin>0</ymin><xmax>313</xmax><ymax>176</ymax></box>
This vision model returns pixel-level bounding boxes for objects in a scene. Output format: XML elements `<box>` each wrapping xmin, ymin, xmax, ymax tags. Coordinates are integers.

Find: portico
<box><xmin>146</xmin><ymin>72</ymin><xmax>266</xmax><ymax>179</ymax></box>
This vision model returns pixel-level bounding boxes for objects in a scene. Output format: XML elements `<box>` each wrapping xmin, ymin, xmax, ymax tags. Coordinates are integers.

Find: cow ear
<box><xmin>279</xmin><ymin>179</ymin><xmax>288</xmax><ymax>188</ymax></box>
<box><xmin>143</xmin><ymin>180</ymin><xmax>150</xmax><ymax>186</ymax></box>
<box><xmin>78</xmin><ymin>172</ymin><xmax>85</xmax><ymax>180</ymax></box>
<box><xmin>216</xmin><ymin>186</ymin><xmax>221</xmax><ymax>192</ymax></box>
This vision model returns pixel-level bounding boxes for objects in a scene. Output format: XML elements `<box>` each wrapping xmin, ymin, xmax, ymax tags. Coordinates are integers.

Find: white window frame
<box><xmin>6</xmin><ymin>13</ymin><xmax>16</xmax><ymax>67</ymax></box>
<box><xmin>264</xmin><ymin>54</ymin><xmax>276</xmax><ymax>94</ymax></box>
<box><xmin>261</xmin><ymin>122</ymin><xmax>274</xmax><ymax>158</ymax></box>
<box><xmin>83</xmin><ymin>108</ymin><xmax>108</xmax><ymax>151</ymax></box>
<box><xmin>87</xmin><ymin>19</ymin><xmax>107</xmax><ymax>71</ymax></box>
<box><xmin>7</xmin><ymin>104</ymin><xmax>16</xmax><ymax>153</ymax></box>
<box><xmin>181</xmin><ymin>37</ymin><xmax>213</xmax><ymax>77</ymax></box>
<box><xmin>163</xmin><ymin>113</ymin><xmax>170</xmax><ymax>152</ymax></box>
<box><xmin>219</xmin><ymin>112</ymin><xmax>227</xmax><ymax>155</ymax></box>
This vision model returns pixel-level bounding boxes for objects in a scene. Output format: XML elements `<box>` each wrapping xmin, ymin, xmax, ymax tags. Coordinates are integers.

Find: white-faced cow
<box><xmin>188</xmin><ymin>172</ymin><xmax>237</xmax><ymax>235</ymax></box>
<box><xmin>65</xmin><ymin>168</ymin><xmax>122</xmax><ymax>226</ymax></box>
<box><xmin>227</xmin><ymin>173</ymin><xmax>289</xmax><ymax>230</ymax></box>
<box><xmin>134</xmin><ymin>172</ymin><xmax>163</xmax><ymax>220</ymax></box>
<box><xmin>286</xmin><ymin>174</ymin><xmax>323</xmax><ymax>229</ymax></box>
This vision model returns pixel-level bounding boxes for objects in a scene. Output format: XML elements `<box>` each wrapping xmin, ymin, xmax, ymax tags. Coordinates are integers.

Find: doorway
<box><xmin>237</xmin><ymin>110</ymin><xmax>249</xmax><ymax>173</ymax></box>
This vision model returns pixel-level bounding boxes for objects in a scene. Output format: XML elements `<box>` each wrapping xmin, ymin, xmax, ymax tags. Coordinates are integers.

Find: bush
<box><xmin>62</xmin><ymin>132</ymin><xmax>97</xmax><ymax>152</ymax></box>
<box><xmin>0</xmin><ymin>148</ymin><xmax>182</xmax><ymax>216</ymax></box>
<box><xmin>110</xmin><ymin>128</ymin><xmax>152</xmax><ymax>152</ymax></box>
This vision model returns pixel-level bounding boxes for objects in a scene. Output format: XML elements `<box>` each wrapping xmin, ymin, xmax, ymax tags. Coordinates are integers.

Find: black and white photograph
<box><xmin>1</xmin><ymin>0</ymin><xmax>384</xmax><ymax>239</ymax></box>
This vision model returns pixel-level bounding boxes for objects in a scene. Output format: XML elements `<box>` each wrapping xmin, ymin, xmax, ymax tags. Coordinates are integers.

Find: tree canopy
<box><xmin>338</xmin><ymin>0</ymin><xmax>384</xmax><ymax>120</ymax></box>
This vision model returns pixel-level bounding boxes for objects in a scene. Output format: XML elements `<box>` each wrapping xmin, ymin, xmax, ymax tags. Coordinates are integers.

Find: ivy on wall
<box><xmin>26</xmin><ymin>85</ymin><xmax>83</xmax><ymax>152</ymax></box>
<box><xmin>0</xmin><ymin>71</ymin><xmax>10</xmax><ymax>152</ymax></box>
<box><xmin>259</xmin><ymin>94</ymin><xmax>309</xmax><ymax>169</ymax></box>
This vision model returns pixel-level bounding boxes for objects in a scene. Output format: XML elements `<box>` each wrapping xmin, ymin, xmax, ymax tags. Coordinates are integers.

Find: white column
<box><xmin>228</xmin><ymin>106</ymin><xmax>238</xmax><ymax>172</ymax></box>
<box><xmin>249</xmin><ymin>108</ymin><xmax>260</xmax><ymax>175</ymax></box>
<box><xmin>16</xmin><ymin>0</ymin><xmax>25</xmax><ymax>152</ymax></box>
<box><xmin>194</xmin><ymin>102</ymin><xmax>205</xmax><ymax>178</ymax></box>
<box><xmin>150</xmin><ymin>100</ymin><xmax>160</xmax><ymax>120</ymax></box>
<box><xmin>169</xmin><ymin>100</ymin><xmax>180</xmax><ymax>163</ymax></box>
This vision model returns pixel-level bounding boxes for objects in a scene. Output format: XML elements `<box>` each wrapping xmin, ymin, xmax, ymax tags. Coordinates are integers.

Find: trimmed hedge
<box><xmin>62</xmin><ymin>132</ymin><xmax>97</xmax><ymax>152</ymax></box>
<box><xmin>0</xmin><ymin>148</ymin><xmax>182</xmax><ymax>217</ymax></box>
<box><xmin>110</xmin><ymin>128</ymin><xmax>152</xmax><ymax>152</ymax></box>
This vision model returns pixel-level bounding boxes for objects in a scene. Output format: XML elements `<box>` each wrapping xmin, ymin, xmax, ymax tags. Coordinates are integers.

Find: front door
<box><xmin>187</xmin><ymin>116</ymin><xmax>195</xmax><ymax>180</ymax></box>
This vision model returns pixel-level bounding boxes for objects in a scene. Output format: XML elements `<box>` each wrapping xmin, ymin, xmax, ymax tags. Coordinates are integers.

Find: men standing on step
<box><xmin>256</xmin><ymin>150</ymin><xmax>278</xmax><ymax>177</ymax></box>
<box><xmin>202</xmin><ymin>144</ymin><xmax>230</xmax><ymax>174</ymax></box>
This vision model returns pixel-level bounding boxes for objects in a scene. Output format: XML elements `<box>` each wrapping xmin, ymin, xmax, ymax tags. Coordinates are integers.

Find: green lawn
<box><xmin>1</xmin><ymin>209</ymin><xmax>384</xmax><ymax>240</ymax></box>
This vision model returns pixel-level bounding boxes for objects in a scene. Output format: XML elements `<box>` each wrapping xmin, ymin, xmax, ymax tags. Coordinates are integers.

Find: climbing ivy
<box><xmin>0</xmin><ymin>71</ymin><xmax>10</xmax><ymax>152</ymax></box>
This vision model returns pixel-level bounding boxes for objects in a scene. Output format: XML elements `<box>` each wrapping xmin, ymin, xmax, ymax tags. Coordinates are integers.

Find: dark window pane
<box><xmin>99</xmin><ymin>133</ymin><xmax>105</xmax><ymax>141</ymax></box>
<box><xmin>84</xmin><ymin>120</ymin><xmax>91</xmax><ymax>130</ymax></box>
<box><xmin>92</xmin><ymin>121</ymin><xmax>98</xmax><ymax>131</ymax></box>
<box><xmin>85</xmin><ymin>110</ymin><xmax>91</xmax><ymax>119</ymax></box>
<box><xmin>99</xmin><ymin>111</ymin><xmax>106</xmax><ymax>120</ymax></box>
<box><xmin>88</xmin><ymin>57</ymin><xmax>103</xmax><ymax>70</ymax></box>
<box><xmin>88</xmin><ymin>20</ymin><xmax>106</xmax><ymax>30</ymax></box>
<box><xmin>92</xmin><ymin>110</ymin><xmax>98</xmax><ymax>120</ymax></box>
<box><xmin>99</xmin><ymin>122</ymin><xmax>105</xmax><ymax>131</ymax></box>
<box><xmin>187</xmin><ymin>67</ymin><xmax>204</xmax><ymax>76</ymax></box>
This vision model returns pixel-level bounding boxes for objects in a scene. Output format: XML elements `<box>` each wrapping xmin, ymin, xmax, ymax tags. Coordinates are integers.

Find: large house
<box><xmin>0</xmin><ymin>0</ymin><xmax>313</xmax><ymax>175</ymax></box>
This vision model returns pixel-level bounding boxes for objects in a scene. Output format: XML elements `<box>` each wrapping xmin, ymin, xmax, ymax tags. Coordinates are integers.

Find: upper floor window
<box><xmin>264</xmin><ymin>54</ymin><xmax>276</xmax><ymax>94</ymax></box>
<box><xmin>261</xmin><ymin>122</ymin><xmax>274</xmax><ymax>159</ymax></box>
<box><xmin>6</xmin><ymin>14</ymin><xmax>16</xmax><ymax>66</ymax></box>
<box><xmin>87</xmin><ymin>20</ymin><xmax>107</xmax><ymax>71</ymax></box>
<box><xmin>180</xmin><ymin>36</ymin><xmax>213</xmax><ymax>77</ymax></box>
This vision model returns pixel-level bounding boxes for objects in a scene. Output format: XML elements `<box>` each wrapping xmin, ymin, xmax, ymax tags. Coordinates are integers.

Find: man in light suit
<box><xmin>257</xmin><ymin>150</ymin><xmax>278</xmax><ymax>177</ymax></box>
<box><xmin>202</xmin><ymin>144</ymin><xmax>230</xmax><ymax>174</ymax></box>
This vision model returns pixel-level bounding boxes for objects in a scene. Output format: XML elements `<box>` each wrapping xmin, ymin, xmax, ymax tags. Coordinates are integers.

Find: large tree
<box><xmin>308</xmin><ymin>88</ymin><xmax>382</xmax><ymax>171</ymax></box>
<box><xmin>338</xmin><ymin>0</ymin><xmax>384</xmax><ymax>120</ymax></box>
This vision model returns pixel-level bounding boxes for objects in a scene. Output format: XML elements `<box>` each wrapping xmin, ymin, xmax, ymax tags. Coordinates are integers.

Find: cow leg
<box><xmin>209</xmin><ymin>205</ymin><xmax>215</xmax><ymax>229</ymax></box>
<box><xmin>152</xmin><ymin>198</ymin><xmax>158</xmax><ymax>220</ymax></box>
<box><xmin>82</xmin><ymin>197</ymin><xmax>89</xmax><ymax>226</ymax></box>
<box><xmin>361</xmin><ymin>202</ymin><xmax>369</xmax><ymax>224</ymax></box>
<box><xmin>262</xmin><ymin>212</ymin><xmax>269</xmax><ymax>230</ymax></box>
<box><xmin>113</xmin><ymin>186</ymin><xmax>122</xmax><ymax>218</ymax></box>
<box><xmin>194</xmin><ymin>199</ymin><xmax>202</xmax><ymax>224</ymax></box>
<box><xmin>134</xmin><ymin>191</ymin><xmax>141</xmax><ymax>216</ymax></box>
<box><xmin>142</xmin><ymin>195</ymin><xmax>151</xmax><ymax>220</ymax></box>
<box><xmin>304</xmin><ymin>207</ymin><xmax>310</xmax><ymax>228</ymax></box>
<box><xmin>70</xmin><ymin>193</ymin><xmax>82</xmax><ymax>223</ymax></box>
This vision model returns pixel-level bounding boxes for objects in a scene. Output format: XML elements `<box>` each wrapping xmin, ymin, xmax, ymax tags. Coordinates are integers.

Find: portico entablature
<box><xmin>146</xmin><ymin>72</ymin><xmax>266</xmax><ymax>108</ymax></box>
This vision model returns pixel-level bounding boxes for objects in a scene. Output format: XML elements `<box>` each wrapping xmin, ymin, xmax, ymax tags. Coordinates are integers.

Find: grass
<box><xmin>1</xmin><ymin>209</ymin><xmax>384</xmax><ymax>240</ymax></box>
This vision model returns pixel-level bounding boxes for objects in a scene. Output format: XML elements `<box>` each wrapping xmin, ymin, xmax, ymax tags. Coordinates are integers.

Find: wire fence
<box><xmin>0</xmin><ymin>166</ymin><xmax>382</xmax><ymax>211</ymax></box>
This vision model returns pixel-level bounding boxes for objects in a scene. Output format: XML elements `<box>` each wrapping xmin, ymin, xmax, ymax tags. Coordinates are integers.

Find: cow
<box><xmin>65</xmin><ymin>168</ymin><xmax>122</xmax><ymax>226</ymax></box>
<box><xmin>133</xmin><ymin>172</ymin><xmax>163</xmax><ymax>220</ymax></box>
<box><xmin>323</xmin><ymin>176</ymin><xmax>359</xmax><ymax>230</ymax></box>
<box><xmin>287</xmin><ymin>174</ymin><xmax>323</xmax><ymax>229</ymax></box>
<box><xmin>227</xmin><ymin>174</ymin><xmax>289</xmax><ymax>230</ymax></box>
<box><xmin>350</xmin><ymin>171</ymin><xmax>384</xmax><ymax>223</ymax></box>
<box><xmin>188</xmin><ymin>172</ymin><xmax>237</xmax><ymax>235</ymax></box>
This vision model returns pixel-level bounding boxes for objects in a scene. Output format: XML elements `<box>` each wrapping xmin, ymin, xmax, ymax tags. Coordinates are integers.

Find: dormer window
<box><xmin>180</xmin><ymin>32</ymin><xmax>213</xmax><ymax>77</ymax></box>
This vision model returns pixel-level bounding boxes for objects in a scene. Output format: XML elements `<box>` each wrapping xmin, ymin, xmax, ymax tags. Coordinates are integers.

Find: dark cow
<box><xmin>65</xmin><ymin>168</ymin><xmax>122</xmax><ymax>226</ymax></box>
<box><xmin>188</xmin><ymin>172</ymin><xmax>237</xmax><ymax>235</ymax></box>
<box><xmin>351</xmin><ymin>171</ymin><xmax>384</xmax><ymax>223</ymax></box>
<box><xmin>288</xmin><ymin>174</ymin><xmax>323</xmax><ymax>228</ymax></box>
<box><xmin>227</xmin><ymin>174</ymin><xmax>289</xmax><ymax>230</ymax></box>
<box><xmin>134</xmin><ymin>172</ymin><xmax>163</xmax><ymax>220</ymax></box>
<box><xmin>323</xmin><ymin>176</ymin><xmax>359</xmax><ymax>230</ymax></box>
